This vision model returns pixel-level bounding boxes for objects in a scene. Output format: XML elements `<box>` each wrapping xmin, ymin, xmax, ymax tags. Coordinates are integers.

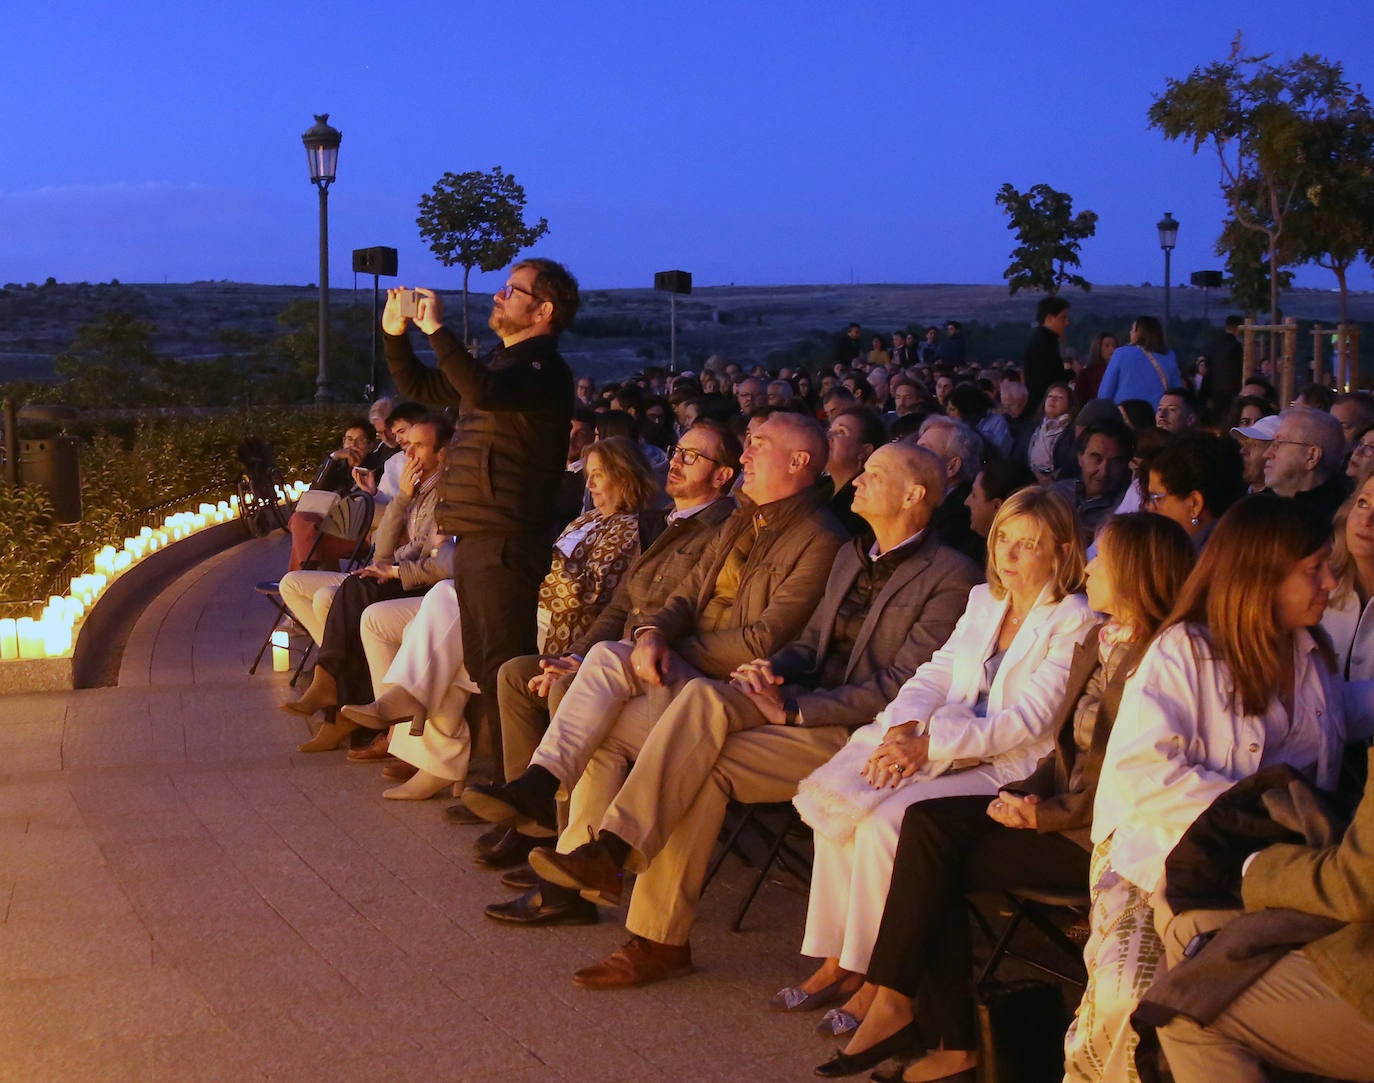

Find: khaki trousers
<box><xmin>279</xmin><ymin>570</ymin><xmax>346</xmax><ymax>646</ymax></box>
<box><xmin>496</xmin><ymin>654</ymin><xmax>577</xmax><ymax>782</ymax></box>
<box><xmin>1157</xmin><ymin>950</ymin><xmax>1374</xmax><ymax>1083</ymax></box>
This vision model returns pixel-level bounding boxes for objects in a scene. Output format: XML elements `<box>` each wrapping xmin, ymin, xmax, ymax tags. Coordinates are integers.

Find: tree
<box><xmin>1147</xmin><ymin>49</ymin><xmax>1357</xmax><ymax>329</ymax></box>
<box><xmin>1287</xmin><ymin>91</ymin><xmax>1374</xmax><ymax>328</ymax></box>
<box><xmin>416</xmin><ymin>167</ymin><xmax>550</xmax><ymax>342</ymax></box>
<box><xmin>994</xmin><ymin>183</ymin><xmax>1098</xmax><ymax>296</ymax></box>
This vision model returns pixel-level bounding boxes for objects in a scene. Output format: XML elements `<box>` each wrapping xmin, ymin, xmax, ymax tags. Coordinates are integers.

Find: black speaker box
<box><xmin>654</xmin><ymin>270</ymin><xmax>692</xmax><ymax>294</ymax></box>
<box><xmin>353</xmin><ymin>246</ymin><xmax>398</xmax><ymax>276</ymax></box>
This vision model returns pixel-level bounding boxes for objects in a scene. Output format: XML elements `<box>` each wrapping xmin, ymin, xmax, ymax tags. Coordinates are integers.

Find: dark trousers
<box><xmin>454</xmin><ymin>532</ymin><xmax>552</xmax><ymax>783</ymax></box>
<box><xmin>865</xmin><ymin>795</ymin><xmax>1089</xmax><ymax>1052</ymax></box>
<box><xmin>316</xmin><ymin>574</ymin><xmax>426</xmax><ymax>705</ymax></box>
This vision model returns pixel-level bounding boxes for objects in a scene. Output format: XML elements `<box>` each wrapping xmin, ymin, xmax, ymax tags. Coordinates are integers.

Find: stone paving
<box><xmin>0</xmin><ymin>534</ymin><xmax>843</xmax><ymax>1082</ymax></box>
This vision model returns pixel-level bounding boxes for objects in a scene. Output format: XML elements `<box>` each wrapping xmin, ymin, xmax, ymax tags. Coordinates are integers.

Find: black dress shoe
<box><xmin>460</xmin><ymin>772</ymin><xmax>559</xmax><ymax>837</ymax></box>
<box><xmin>814</xmin><ymin>1021</ymin><xmax>921</xmax><ymax>1078</ymax></box>
<box><xmin>484</xmin><ymin>887</ymin><xmax>599</xmax><ymax>926</ymax></box>
<box><xmin>444</xmin><ymin>802</ymin><xmax>489</xmax><ymax>825</ymax></box>
<box><xmin>473</xmin><ymin>825</ymin><xmax>537</xmax><ymax>870</ymax></box>
<box><xmin>500</xmin><ymin>863</ymin><xmax>539</xmax><ymax>890</ymax></box>
<box><xmin>474</xmin><ymin>825</ymin><xmax>507</xmax><ymax>856</ymax></box>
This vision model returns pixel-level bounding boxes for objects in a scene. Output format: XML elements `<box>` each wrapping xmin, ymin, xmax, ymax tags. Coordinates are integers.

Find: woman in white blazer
<box><xmin>1320</xmin><ymin>474</ymin><xmax>1374</xmax><ymax>681</ymax></box>
<box><xmin>783</xmin><ymin>487</ymin><xmax>1095</xmax><ymax>1038</ymax></box>
<box><xmin>1066</xmin><ymin>494</ymin><xmax>1346</xmax><ymax>1082</ymax></box>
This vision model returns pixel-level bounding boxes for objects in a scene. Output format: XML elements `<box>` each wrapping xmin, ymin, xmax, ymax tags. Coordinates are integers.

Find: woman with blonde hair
<box><xmin>811</xmin><ymin>513</ymin><xmax>1194</xmax><ymax>1081</ymax></box>
<box><xmin>776</xmin><ymin>487</ymin><xmax>1096</xmax><ymax>1046</ymax></box>
<box><xmin>1320</xmin><ymin>473</ymin><xmax>1374</xmax><ymax>681</ymax></box>
<box><xmin>320</xmin><ymin>437</ymin><xmax>660</xmax><ymax>799</ymax></box>
<box><xmin>1066</xmin><ymin>493</ymin><xmax>1347</xmax><ymax>1081</ymax></box>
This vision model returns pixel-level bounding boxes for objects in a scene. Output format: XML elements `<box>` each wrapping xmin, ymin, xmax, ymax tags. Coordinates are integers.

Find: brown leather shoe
<box><xmin>346</xmin><ymin>731</ymin><xmax>394</xmax><ymax>763</ymax></box>
<box><xmin>529</xmin><ymin>834</ymin><xmax>623</xmax><ymax>907</ymax></box>
<box><xmin>572</xmin><ymin>936</ymin><xmax>693</xmax><ymax>990</ymax></box>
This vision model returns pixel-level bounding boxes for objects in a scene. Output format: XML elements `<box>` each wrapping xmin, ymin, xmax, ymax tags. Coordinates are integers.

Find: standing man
<box><xmin>383</xmin><ymin>259</ymin><xmax>579</xmax><ymax>780</ymax></box>
<box><xmin>1023</xmin><ymin>297</ymin><xmax>1071</xmax><ymax>407</ymax></box>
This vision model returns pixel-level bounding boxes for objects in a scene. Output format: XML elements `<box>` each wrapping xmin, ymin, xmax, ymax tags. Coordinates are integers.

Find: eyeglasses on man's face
<box><xmin>669</xmin><ymin>444</ymin><xmax>720</xmax><ymax>467</ymax></box>
<box><xmin>497</xmin><ymin>282</ymin><xmax>540</xmax><ymax>302</ymax></box>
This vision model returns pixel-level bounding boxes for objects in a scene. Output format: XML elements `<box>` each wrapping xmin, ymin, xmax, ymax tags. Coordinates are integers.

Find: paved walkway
<box><xmin>0</xmin><ymin>535</ymin><xmax>827</xmax><ymax>1082</ymax></box>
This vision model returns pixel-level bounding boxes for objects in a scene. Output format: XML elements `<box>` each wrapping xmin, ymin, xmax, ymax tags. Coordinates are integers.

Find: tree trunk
<box><xmin>461</xmin><ymin>264</ymin><xmax>472</xmax><ymax>346</ymax></box>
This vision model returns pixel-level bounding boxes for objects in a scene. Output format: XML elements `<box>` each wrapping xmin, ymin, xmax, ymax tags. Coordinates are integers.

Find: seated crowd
<box><xmin>271</xmin><ymin>268</ymin><xmax>1374</xmax><ymax>1083</ymax></box>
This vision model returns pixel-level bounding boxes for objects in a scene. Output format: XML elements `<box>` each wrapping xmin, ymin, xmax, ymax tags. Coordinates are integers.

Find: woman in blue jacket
<box><xmin>1098</xmin><ymin>316</ymin><xmax>1181</xmax><ymax>409</ymax></box>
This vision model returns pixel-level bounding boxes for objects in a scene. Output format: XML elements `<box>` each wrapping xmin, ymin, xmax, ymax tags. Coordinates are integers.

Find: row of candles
<box><xmin>0</xmin><ymin>481</ymin><xmax>310</xmax><ymax>661</ymax></box>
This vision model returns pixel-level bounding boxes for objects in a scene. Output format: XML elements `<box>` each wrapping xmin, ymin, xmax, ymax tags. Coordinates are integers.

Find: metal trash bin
<box><xmin>20</xmin><ymin>436</ymin><xmax>82</xmax><ymax>523</ymax></box>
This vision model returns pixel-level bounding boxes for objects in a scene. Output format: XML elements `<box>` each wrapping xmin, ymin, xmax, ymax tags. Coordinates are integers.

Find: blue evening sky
<box><xmin>2</xmin><ymin>0</ymin><xmax>1370</xmax><ymax>294</ymax></box>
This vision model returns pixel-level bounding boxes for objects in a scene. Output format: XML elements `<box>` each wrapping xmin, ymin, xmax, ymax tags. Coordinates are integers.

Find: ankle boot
<box><xmin>297</xmin><ymin>710</ymin><xmax>358</xmax><ymax>753</ymax></box>
<box><xmin>282</xmin><ymin>667</ymin><xmax>339</xmax><ymax>717</ymax></box>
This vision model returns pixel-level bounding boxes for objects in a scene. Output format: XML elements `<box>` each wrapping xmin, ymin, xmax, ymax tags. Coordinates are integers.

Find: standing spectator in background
<box><xmin>1201</xmin><ymin>314</ymin><xmax>1245</xmax><ymax>418</ymax></box>
<box><xmin>1077</xmin><ymin>332</ymin><xmax>1117</xmax><ymax>405</ymax></box>
<box><xmin>917</xmin><ymin>327</ymin><xmax>939</xmax><ymax>364</ymax></box>
<box><xmin>867</xmin><ymin>336</ymin><xmax>891</xmax><ymax>369</ymax></box>
<box><xmin>890</xmin><ymin>331</ymin><xmax>910</xmax><ymax>367</ymax></box>
<box><xmin>1022</xmin><ymin>297</ymin><xmax>1071</xmax><ymax>407</ymax></box>
<box><xmin>1097</xmin><ymin>316</ymin><xmax>1182</xmax><ymax>409</ymax></box>
<box><xmin>936</xmin><ymin>321</ymin><xmax>966</xmax><ymax>365</ymax></box>
<box><xmin>836</xmin><ymin>323</ymin><xmax>863</xmax><ymax>366</ymax></box>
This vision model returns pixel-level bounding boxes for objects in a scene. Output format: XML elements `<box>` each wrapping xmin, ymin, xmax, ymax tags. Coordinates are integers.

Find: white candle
<box><xmin>271</xmin><ymin>629</ymin><xmax>290</xmax><ymax>672</ymax></box>
<box><xmin>41</xmin><ymin>617</ymin><xmax>72</xmax><ymax>657</ymax></box>
<box><xmin>0</xmin><ymin>618</ymin><xmax>17</xmax><ymax>660</ymax></box>
<box><xmin>16</xmin><ymin>618</ymin><xmax>41</xmax><ymax>659</ymax></box>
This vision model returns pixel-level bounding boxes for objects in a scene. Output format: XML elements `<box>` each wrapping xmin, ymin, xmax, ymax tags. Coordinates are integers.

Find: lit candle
<box><xmin>16</xmin><ymin>618</ymin><xmax>41</xmax><ymax>659</ymax></box>
<box><xmin>271</xmin><ymin>629</ymin><xmax>290</xmax><ymax>672</ymax></box>
<box><xmin>89</xmin><ymin>573</ymin><xmax>108</xmax><ymax>599</ymax></box>
<box><xmin>41</xmin><ymin>616</ymin><xmax>72</xmax><ymax>657</ymax></box>
<box><xmin>114</xmin><ymin>552</ymin><xmax>133</xmax><ymax>573</ymax></box>
<box><xmin>0</xmin><ymin>618</ymin><xmax>17</xmax><ymax>660</ymax></box>
<box><xmin>140</xmin><ymin>526</ymin><xmax>153</xmax><ymax>538</ymax></box>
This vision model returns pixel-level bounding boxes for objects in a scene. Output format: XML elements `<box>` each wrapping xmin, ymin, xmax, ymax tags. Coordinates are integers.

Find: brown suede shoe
<box><xmin>572</xmin><ymin>936</ymin><xmax>693</xmax><ymax>990</ymax></box>
<box><xmin>529</xmin><ymin>836</ymin><xmax>623</xmax><ymax>907</ymax></box>
<box><xmin>345</xmin><ymin>731</ymin><xmax>393</xmax><ymax>763</ymax></box>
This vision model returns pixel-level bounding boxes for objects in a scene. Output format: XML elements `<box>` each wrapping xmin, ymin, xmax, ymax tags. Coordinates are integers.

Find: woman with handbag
<box><xmin>805</xmin><ymin>513</ymin><xmax>1194</xmax><ymax>1080</ymax></box>
<box><xmin>777</xmin><ymin>487</ymin><xmax>1095</xmax><ymax>1063</ymax></box>
<box><xmin>1096</xmin><ymin>317</ymin><xmax>1182</xmax><ymax>411</ymax></box>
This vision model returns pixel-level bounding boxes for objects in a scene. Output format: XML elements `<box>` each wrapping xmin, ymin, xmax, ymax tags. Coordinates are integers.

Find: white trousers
<box><xmin>801</xmin><ymin>762</ymin><xmax>1006</xmax><ymax>975</ymax></box>
<box><xmin>278</xmin><ymin>570</ymin><xmax>346</xmax><ymax>645</ymax></box>
<box><xmin>359</xmin><ymin>597</ymin><xmax>424</xmax><ymax>691</ymax></box>
<box><xmin>378</xmin><ymin>583</ymin><xmax>474</xmax><ymax>783</ymax></box>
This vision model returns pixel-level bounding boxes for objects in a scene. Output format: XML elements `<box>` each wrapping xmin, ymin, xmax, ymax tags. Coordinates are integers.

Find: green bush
<box><xmin>0</xmin><ymin>409</ymin><xmax>345</xmax><ymax>611</ymax></box>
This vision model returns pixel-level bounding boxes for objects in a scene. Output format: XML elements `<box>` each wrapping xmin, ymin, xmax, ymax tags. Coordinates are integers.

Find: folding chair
<box><xmin>235</xmin><ymin>437</ymin><xmax>293</xmax><ymax>537</ymax></box>
<box><xmin>702</xmin><ymin>800</ymin><xmax>813</xmax><ymax>932</ymax></box>
<box><xmin>248</xmin><ymin>490</ymin><xmax>375</xmax><ymax>679</ymax></box>
<box><xmin>972</xmin><ymin>886</ymin><xmax>1090</xmax><ymax>990</ymax></box>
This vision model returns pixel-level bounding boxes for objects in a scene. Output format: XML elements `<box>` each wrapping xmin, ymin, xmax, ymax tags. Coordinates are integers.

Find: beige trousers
<box><xmin>278</xmin><ymin>570</ymin><xmax>346</xmax><ymax>645</ymax></box>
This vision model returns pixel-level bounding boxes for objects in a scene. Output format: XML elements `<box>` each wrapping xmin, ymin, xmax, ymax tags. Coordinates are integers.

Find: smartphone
<box><xmin>397</xmin><ymin>288</ymin><xmax>420</xmax><ymax>319</ymax></box>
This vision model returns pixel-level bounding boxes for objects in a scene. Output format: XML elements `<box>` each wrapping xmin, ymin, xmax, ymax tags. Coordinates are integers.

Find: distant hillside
<box><xmin>3</xmin><ymin>279</ymin><xmax>1371</xmax><ymax>386</ymax></box>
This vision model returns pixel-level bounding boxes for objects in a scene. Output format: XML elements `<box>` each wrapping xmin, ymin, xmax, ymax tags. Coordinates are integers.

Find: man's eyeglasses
<box><xmin>498</xmin><ymin>282</ymin><xmax>541</xmax><ymax>302</ymax></box>
<box><xmin>669</xmin><ymin>444</ymin><xmax>720</xmax><ymax>467</ymax></box>
<box><xmin>1270</xmin><ymin>439</ymin><xmax>1314</xmax><ymax>451</ymax></box>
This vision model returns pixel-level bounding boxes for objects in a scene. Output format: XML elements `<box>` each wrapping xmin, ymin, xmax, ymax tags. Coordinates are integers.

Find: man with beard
<box><xmin>383</xmin><ymin>259</ymin><xmax>578</xmax><ymax>780</ymax></box>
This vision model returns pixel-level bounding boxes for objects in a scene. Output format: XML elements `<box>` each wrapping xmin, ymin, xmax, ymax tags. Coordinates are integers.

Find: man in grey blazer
<box><xmin>533</xmin><ymin>442</ymin><xmax>981</xmax><ymax>986</ymax></box>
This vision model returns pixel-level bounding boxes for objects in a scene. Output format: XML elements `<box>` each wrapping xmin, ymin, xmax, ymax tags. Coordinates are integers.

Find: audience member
<box><xmin>1145</xmin><ymin>431</ymin><xmax>1245</xmax><ymax>551</ymax></box>
<box><xmin>1077</xmin><ymin>332</ymin><xmax>1117</xmax><ymax>405</ymax></box>
<box><xmin>533</xmin><ymin>443</ymin><xmax>981</xmax><ymax>988</ymax></box>
<box><xmin>285</xmin><ymin>419</ymin><xmax>373</xmax><ymax>572</ymax></box>
<box><xmin>1263</xmin><ymin>406</ymin><xmax>1350</xmax><ymax>524</ymax></box>
<box><xmin>1154</xmin><ymin>386</ymin><xmax>1199</xmax><ymax>433</ymax></box>
<box><xmin>1097</xmin><ymin>316</ymin><xmax>1182</xmax><ymax>409</ymax></box>
<box><xmin>1025</xmin><ymin>382</ymin><xmax>1075</xmax><ymax>481</ymax></box>
<box><xmin>912</xmin><ymin>417</ymin><xmax>984</xmax><ymax>565</ymax></box>
<box><xmin>965</xmin><ymin>459</ymin><xmax>1036</xmax><ymax>542</ymax></box>
<box><xmin>946</xmin><ymin>382</ymin><xmax>1012</xmax><ymax>459</ymax></box>
<box><xmin>816</xmin><ymin>513</ymin><xmax>1193</xmax><ymax>1080</ymax></box>
<box><xmin>1023</xmin><ymin>297</ymin><xmax>1071</xmax><ymax>406</ymax></box>
<box><xmin>1053</xmin><ymin>419</ymin><xmax>1134</xmax><ymax>548</ymax></box>
<box><xmin>786</xmin><ymin>487</ymin><xmax>1093</xmax><ymax>1048</ymax></box>
<box><xmin>825</xmin><ymin>407</ymin><xmax>886</xmax><ymax>536</ymax></box>
<box><xmin>1332</xmin><ymin>392</ymin><xmax>1374</xmax><ymax>455</ymax></box>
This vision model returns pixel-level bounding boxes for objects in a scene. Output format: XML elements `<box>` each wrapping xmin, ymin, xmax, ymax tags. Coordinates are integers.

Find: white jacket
<box><xmin>1092</xmin><ymin>623</ymin><xmax>1346</xmax><ymax>896</ymax></box>
<box><xmin>1320</xmin><ymin>587</ymin><xmax>1374</xmax><ymax>682</ymax></box>
<box><xmin>875</xmin><ymin>584</ymin><xmax>1096</xmax><ymax>779</ymax></box>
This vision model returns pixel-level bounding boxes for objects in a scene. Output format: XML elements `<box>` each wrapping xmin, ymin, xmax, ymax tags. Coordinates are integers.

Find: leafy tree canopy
<box><xmin>416</xmin><ymin>166</ymin><xmax>549</xmax><ymax>341</ymax></box>
<box><xmin>994</xmin><ymin>182</ymin><xmax>1098</xmax><ymax>296</ymax></box>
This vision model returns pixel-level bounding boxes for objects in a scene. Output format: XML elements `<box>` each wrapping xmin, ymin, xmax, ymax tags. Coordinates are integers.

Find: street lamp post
<box><xmin>1157</xmin><ymin>211</ymin><xmax>1179</xmax><ymax>343</ymax></box>
<box><xmin>302</xmin><ymin>114</ymin><xmax>342</xmax><ymax>404</ymax></box>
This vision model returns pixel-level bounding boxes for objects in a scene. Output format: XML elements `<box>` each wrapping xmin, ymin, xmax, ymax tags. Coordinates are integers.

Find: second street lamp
<box><xmin>302</xmin><ymin>114</ymin><xmax>342</xmax><ymax>403</ymax></box>
<box><xmin>1157</xmin><ymin>211</ymin><xmax>1179</xmax><ymax>343</ymax></box>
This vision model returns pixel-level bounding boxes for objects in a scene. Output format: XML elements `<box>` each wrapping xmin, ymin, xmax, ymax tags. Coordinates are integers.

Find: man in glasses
<box><xmin>383</xmin><ymin>258</ymin><xmax>578</xmax><ymax>781</ymax></box>
<box><xmin>463</xmin><ymin>413</ymin><xmax>849</xmax><ymax>926</ymax></box>
<box><xmin>465</xmin><ymin>421</ymin><xmax>741</xmax><ymax>875</ymax></box>
<box><xmin>1263</xmin><ymin>406</ymin><xmax>1350</xmax><ymax>525</ymax></box>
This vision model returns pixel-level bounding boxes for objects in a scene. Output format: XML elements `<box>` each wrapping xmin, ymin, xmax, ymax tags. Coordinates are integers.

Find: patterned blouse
<box><xmin>536</xmin><ymin>510</ymin><xmax>642</xmax><ymax>656</ymax></box>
